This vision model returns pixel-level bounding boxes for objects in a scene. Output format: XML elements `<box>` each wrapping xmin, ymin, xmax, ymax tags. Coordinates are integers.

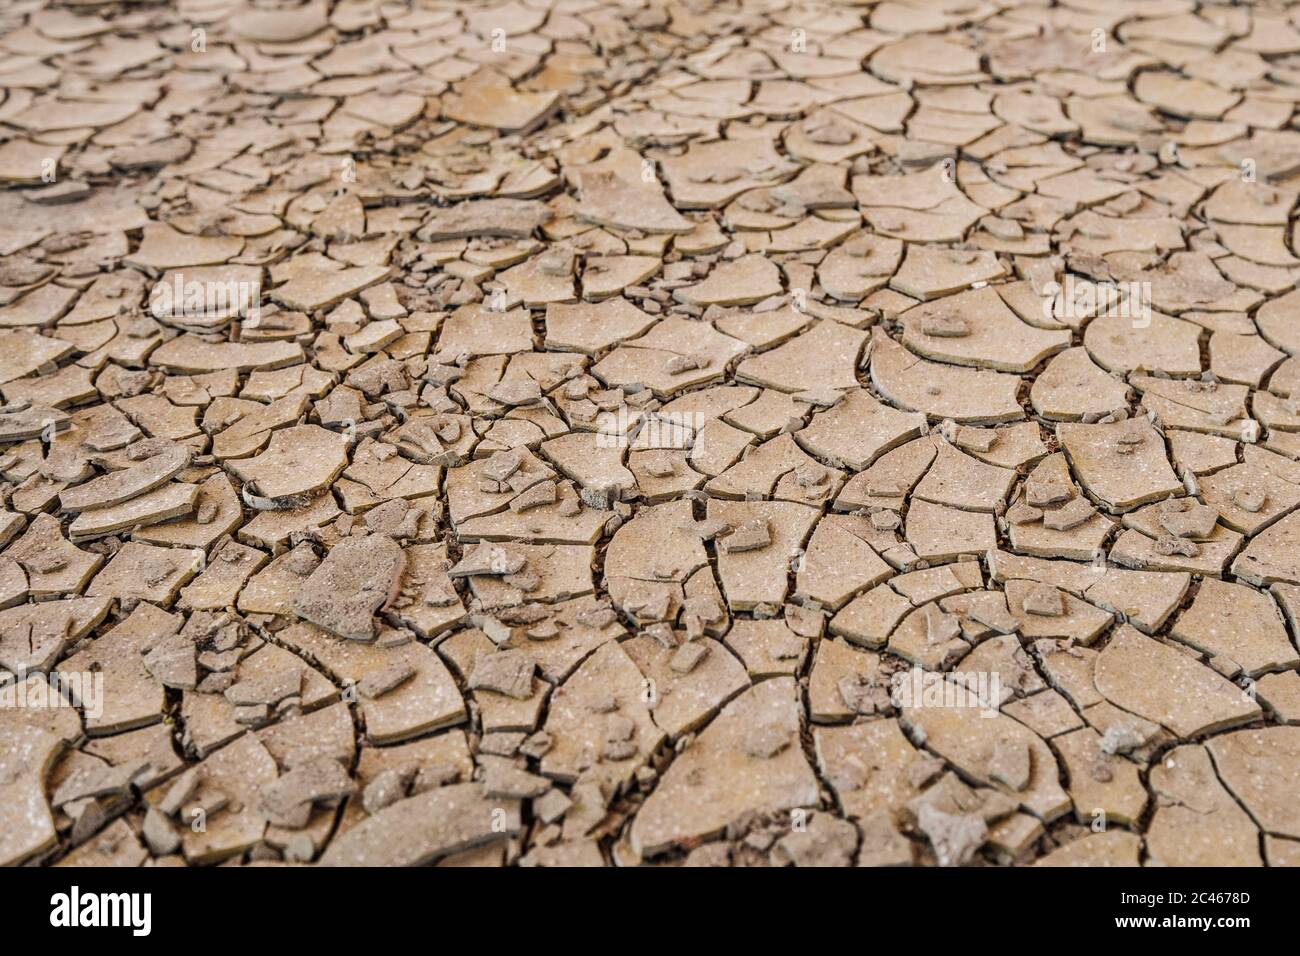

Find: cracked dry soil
<box><xmin>1</xmin><ymin>0</ymin><xmax>1300</xmax><ymax>869</ymax></box>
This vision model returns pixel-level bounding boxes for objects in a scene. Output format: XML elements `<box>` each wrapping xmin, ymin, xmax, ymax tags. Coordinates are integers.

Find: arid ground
<box><xmin>1</xmin><ymin>0</ymin><xmax>1299</xmax><ymax>868</ymax></box>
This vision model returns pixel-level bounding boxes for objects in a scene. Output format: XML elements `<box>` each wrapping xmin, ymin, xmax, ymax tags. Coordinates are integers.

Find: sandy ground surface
<box><xmin>1</xmin><ymin>0</ymin><xmax>1300</xmax><ymax>868</ymax></box>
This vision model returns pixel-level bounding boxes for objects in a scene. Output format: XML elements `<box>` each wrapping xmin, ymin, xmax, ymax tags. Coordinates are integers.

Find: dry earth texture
<box><xmin>2</xmin><ymin>0</ymin><xmax>1300</xmax><ymax>869</ymax></box>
